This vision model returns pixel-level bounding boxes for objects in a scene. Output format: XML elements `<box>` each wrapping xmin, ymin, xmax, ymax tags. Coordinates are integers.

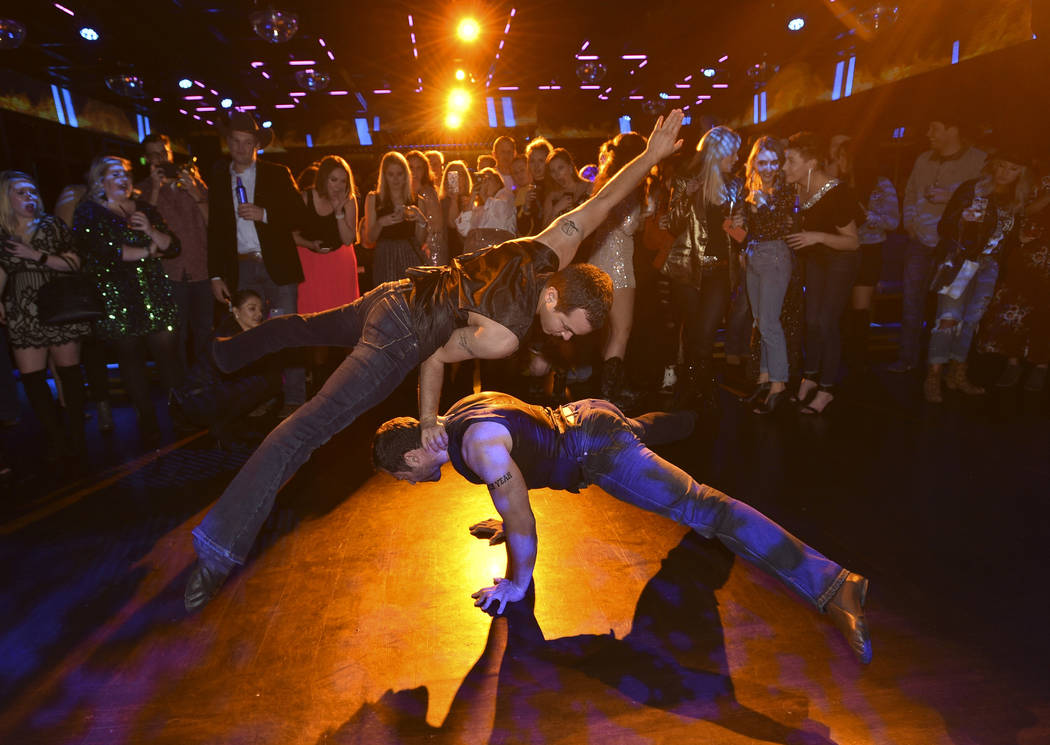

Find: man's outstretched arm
<box><xmin>535</xmin><ymin>108</ymin><xmax>685</xmax><ymax>269</ymax></box>
<box><xmin>418</xmin><ymin>316</ymin><xmax>519</xmax><ymax>452</ymax></box>
<box><xmin>463</xmin><ymin>421</ymin><xmax>536</xmax><ymax>615</ymax></box>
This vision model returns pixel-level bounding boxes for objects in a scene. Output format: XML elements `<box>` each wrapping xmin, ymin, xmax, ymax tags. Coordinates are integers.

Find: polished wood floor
<box><xmin>1</xmin><ymin>367</ymin><xmax>1048</xmax><ymax>745</ymax></box>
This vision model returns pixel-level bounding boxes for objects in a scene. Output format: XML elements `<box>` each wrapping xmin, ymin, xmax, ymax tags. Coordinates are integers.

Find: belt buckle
<box><xmin>559</xmin><ymin>405</ymin><xmax>576</xmax><ymax>426</ymax></box>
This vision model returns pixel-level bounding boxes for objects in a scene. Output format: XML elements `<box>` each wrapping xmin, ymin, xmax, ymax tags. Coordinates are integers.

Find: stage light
<box><xmin>445</xmin><ymin>111</ymin><xmax>463</xmax><ymax>129</ymax></box>
<box><xmin>178</xmin><ymin>78</ymin><xmax>193</xmax><ymax>89</ymax></box>
<box><xmin>702</xmin><ymin>68</ymin><xmax>716</xmax><ymax>78</ymax></box>
<box><xmin>79</xmin><ymin>27</ymin><xmax>99</xmax><ymax>41</ymax></box>
<box><xmin>220</xmin><ymin>98</ymin><xmax>233</xmax><ymax>108</ymax></box>
<box><xmin>457</xmin><ymin>18</ymin><xmax>480</xmax><ymax>42</ymax></box>
<box><xmin>448</xmin><ymin>88</ymin><xmax>471</xmax><ymax>112</ymax></box>
<box><xmin>262</xmin><ymin>120</ymin><xmax>273</xmax><ymax>128</ymax></box>
<box><xmin>788</xmin><ymin>17</ymin><xmax>805</xmax><ymax>31</ymax></box>
<box><xmin>455</xmin><ymin>69</ymin><xmax>466</xmax><ymax>81</ymax></box>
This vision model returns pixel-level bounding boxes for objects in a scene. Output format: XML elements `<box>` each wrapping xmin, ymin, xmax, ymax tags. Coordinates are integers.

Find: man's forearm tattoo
<box><xmin>560</xmin><ymin>218</ymin><xmax>580</xmax><ymax>236</ymax></box>
<box><xmin>487</xmin><ymin>471</ymin><xmax>513</xmax><ymax>491</ymax></box>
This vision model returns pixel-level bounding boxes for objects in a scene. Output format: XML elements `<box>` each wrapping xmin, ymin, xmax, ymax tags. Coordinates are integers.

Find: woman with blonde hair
<box><xmin>667</xmin><ymin>125</ymin><xmax>743</xmax><ymax>405</ymax></box>
<box><xmin>73</xmin><ymin>155</ymin><xmax>182</xmax><ymax>442</ymax></box>
<box><xmin>363</xmin><ymin>151</ymin><xmax>428</xmax><ymax>284</ymax></box>
<box><xmin>0</xmin><ymin>170</ymin><xmax>90</xmax><ymax>463</ymax></box>
<box><xmin>453</xmin><ymin>168</ymin><xmax>517</xmax><ymax>254</ymax></box>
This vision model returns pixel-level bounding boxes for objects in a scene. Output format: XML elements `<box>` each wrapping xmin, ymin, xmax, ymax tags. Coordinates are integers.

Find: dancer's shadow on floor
<box><xmin>318</xmin><ymin>533</ymin><xmax>835</xmax><ymax>745</ymax></box>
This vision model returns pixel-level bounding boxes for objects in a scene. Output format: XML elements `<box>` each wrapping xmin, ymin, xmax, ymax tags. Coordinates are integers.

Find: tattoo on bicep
<box><xmin>456</xmin><ymin>328</ymin><xmax>475</xmax><ymax>355</ymax></box>
<box><xmin>487</xmin><ymin>471</ymin><xmax>513</xmax><ymax>491</ymax></box>
<box><xmin>560</xmin><ymin>218</ymin><xmax>580</xmax><ymax>236</ymax></box>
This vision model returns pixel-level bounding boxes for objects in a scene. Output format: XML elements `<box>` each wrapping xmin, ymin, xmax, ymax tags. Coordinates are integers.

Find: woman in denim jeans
<box><xmin>784</xmin><ymin>133</ymin><xmax>861</xmax><ymax>414</ymax></box>
<box><xmin>740</xmin><ymin>137</ymin><xmax>797</xmax><ymax>413</ymax></box>
<box><xmin>923</xmin><ymin>152</ymin><xmax>1031</xmax><ymax>402</ymax></box>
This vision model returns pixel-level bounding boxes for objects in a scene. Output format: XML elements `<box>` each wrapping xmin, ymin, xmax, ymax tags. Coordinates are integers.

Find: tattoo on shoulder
<box><xmin>560</xmin><ymin>218</ymin><xmax>580</xmax><ymax>236</ymax></box>
<box><xmin>487</xmin><ymin>472</ymin><xmax>513</xmax><ymax>491</ymax></box>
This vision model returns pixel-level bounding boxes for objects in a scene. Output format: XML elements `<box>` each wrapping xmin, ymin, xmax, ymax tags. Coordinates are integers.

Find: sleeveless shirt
<box><xmin>405</xmin><ymin>238</ymin><xmax>559</xmax><ymax>360</ymax></box>
<box><xmin>299</xmin><ymin>190</ymin><xmax>343</xmax><ymax>248</ymax></box>
<box><xmin>443</xmin><ymin>391</ymin><xmax>584</xmax><ymax>492</ymax></box>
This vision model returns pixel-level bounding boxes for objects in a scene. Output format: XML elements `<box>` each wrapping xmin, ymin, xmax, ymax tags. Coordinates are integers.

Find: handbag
<box><xmin>36</xmin><ymin>255</ymin><xmax>105</xmax><ymax>325</ymax></box>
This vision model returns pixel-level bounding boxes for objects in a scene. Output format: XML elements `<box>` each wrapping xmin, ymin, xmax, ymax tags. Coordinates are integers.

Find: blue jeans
<box><xmin>237</xmin><ymin>258</ymin><xmax>305</xmax><ymax>406</ymax></box>
<box><xmin>802</xmin><ymin>249</ymin><xmax>860</xmax><ymax>387</ymax></box>
<box><xmin>567</xmin><ymin>399</ymin><xmax>848</xmax><ymax>610</ymax></box>
<box><xmin>928</xmin><ymin>260</ymin><xmax>999</xmax><ymax>365</ymax></box>
<box><xmin>192</xmin><ymin>281</ymin><xmax>421</xmax><ymax>569</ymax></box>
<box><xmin>746</xmin><ymin>240</ymin><xmax>793</xmax><ymax>383</ymax></box>
<box><xmin>898</xmin><ymin>238</ymin><xmax>937</xmax><ymax>367</ymax></box>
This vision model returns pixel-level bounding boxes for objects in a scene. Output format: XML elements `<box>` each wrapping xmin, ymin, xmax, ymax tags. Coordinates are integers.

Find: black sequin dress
<box><xmin>0</xmin><ymin>215</ymin><xmax>90</xmax><ymax>349</ymax></box>
<box><xmin>73</xmin><ymin>199</ymin><xmax>179</xmax><ymax>340</ymax></box>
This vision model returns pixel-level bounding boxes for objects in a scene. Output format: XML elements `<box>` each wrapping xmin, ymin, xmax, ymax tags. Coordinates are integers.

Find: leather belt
<box><xmin>238</xmin><ymin>251</ymin><xmax>264</xmax><ymax>263</ymax></box>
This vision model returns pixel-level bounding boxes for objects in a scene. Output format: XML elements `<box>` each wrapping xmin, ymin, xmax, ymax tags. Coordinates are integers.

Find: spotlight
<box><xmin>788</xmin><ymin>16</ymin><xmax>805</xmax><ymax>31</ymax></box>
<box><xmin>702</xmin><ymin>68</ymin><xmax>716</xmax><ymax>78</ymax></box>
<box><xmin>178</xmin><ymin>78</ymin><xmax>193</xmax><ymax>89</ymax></box>
<box><xmin>79</xmin><ymin>26</ymin><xmax>99</xmax><ymax>41</ymax></box>
<box><xmin>261</xmin><ymin>120</ymin><xmax>273</xmax><ymax>128</ymax></box>
<box><xmin>455</xmin><ymin>69</ymin><xmax>466</xmax><ymax>81</ymax></box>
<box><xmin>445</xmin><ymin>111</ymin><xmax>463</xmax><ymax>129</ymax></box>
<box><xmin>220</xmin><ymin>98</ymin><xmax>233</xmax><ymax>109</ymax></box>
<box><xmin>447</xmin><ymin>88</ymin><xmax>471</xmax><ymax>112</ymax></box>
<box><xmin>457</xmin><ymin>18</ymin><xmax>480</xmax><ymax>42</ymax></box>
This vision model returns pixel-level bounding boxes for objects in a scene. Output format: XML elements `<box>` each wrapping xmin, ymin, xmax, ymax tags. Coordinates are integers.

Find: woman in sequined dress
<box><xmin>0</xmin><ymin>170</ymin><xmax>89</xmax><ymax>462</ymax></box>
<box><xmin>407</xmin><ymin>150</ymin><xmax>447</xmax><ymax>266</ymax></box>
<box><xmin>73</xmin><ymin>155</ymin><xmax>182</xmax><ymax>442</ymax></box>
<box><xmin>588</xmin><ymin>132</ymin><xmax>647</xmax><ymax>404</ymax></box>
<box><xmin>363</xmin><ymin>151</ymin><xmax>428</xmax><ymax>284</ymax></box>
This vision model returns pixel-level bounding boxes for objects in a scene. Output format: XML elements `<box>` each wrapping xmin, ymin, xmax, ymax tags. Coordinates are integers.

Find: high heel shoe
<box><xmin>741</xmin><ymin>381</ymin><xmax>771</xmax><ymax>405</ymax></box>
<box><xmin>752</xmin><ymin>389</ymin><xmax>785</xmax><ymax>415</ymax></box>
<box><xmin>791</xmin><ymin>378</ymin><xmax>819</xmax><ymax>405</ymax></box>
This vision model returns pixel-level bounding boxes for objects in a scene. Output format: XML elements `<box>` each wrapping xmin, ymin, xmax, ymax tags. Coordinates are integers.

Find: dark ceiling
<box><xmin>2</xmin><ymin>0</ymin><xmax>980</xmax><ymax>143</ymax></box>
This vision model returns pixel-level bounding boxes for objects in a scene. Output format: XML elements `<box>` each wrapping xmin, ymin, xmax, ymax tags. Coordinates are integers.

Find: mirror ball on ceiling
<box><xmin>575</xmin><ymin>61</ymin><xmax>607</xmax><ymax>84</ymax></box>
<box><xmin>0</xmin><ymin>18</ymin><xmax>27</xmax><ymax>50</ymax></box>
<box><xmin>250</xmin><ymin>8</ymin><xmax>299</xmax><ymax>44</ymax></box>
<box><xmin>105</xmin><ymin>74</ymin><xmax>147</xmax><ymax>98</ymax></box>
<box><xmin>858</xmin><ymin>4</ymin><xmax>900</xmax><ymax>34</ymax></box>
<box><xmin>295</xmin><ymin>69</ymin><xmax>331</xmax><ymax>92</ymax></box>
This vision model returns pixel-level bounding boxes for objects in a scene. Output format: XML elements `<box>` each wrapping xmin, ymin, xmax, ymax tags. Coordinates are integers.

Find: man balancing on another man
<box><xmin>372</xmin><ymin>391</ymin><xmax>873</xmax><ymax>664</ymax></box>
<box><xmin>184</xmin><ymin>110</ymin><xmax>688</xmax><ymax>612</ymax></box>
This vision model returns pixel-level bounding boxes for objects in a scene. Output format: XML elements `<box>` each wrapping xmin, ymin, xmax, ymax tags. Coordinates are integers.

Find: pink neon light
<box><xmin>275</xmin><ymin>104</ymin><xmax>295</xmax><ymax>109</ymax></box>
<box><xmin>580</xmin><ymin>85</ymin><xmax>600</xmax><ymax>90</ymax></box>
<box><xmin>407</xmin><ymin>14</ymin><xmax>413</xmax><ymax>26</ymax></box>
<box><xmin>684</xmin><ymin>74</ymin><xmax>693</xmax><ymax>82</ymax></box>
<box><xmin>510</xmin><ymin>8</ymin><xmax>516</xmax><ymax>16</ymax></box>
<box><xmin>638</xmin><ymin>60</ymin><xmax>648</xmax><ymax>68</ymax></box>
<box><xmin>194</xmin><ymin>81</ymin><xmax>204</xmax><ymax>87</ymax></box>
<box><xmin>193</xmin><ymin>114</ymin><xmax>201</xmax><ymax>120</ymax></box>
<box><xmin>718</xmin><ymin>55</ymin><xmax>729</xmax><ymax>62</ymax></box>
<box><xmin>289</xmin><ymin>92</ymin><xmax>306</xmax><ymax>97</ymax></box>
<box><xmin>238</xmin><ymin>105</ymin><xmax>257</xmax><ymax>110</ymax></box>
<box><xmin>504</xmin><ymin>23</ymin><xmax>511</xmax><ymax>34</ymax></box>
<box><xmin>373</xmin><ymin>89</ymin><xmax>391</xmax><ymax>94</ymax></box>
<box><xmin>576</xmin><ymin>54</ymin><xmax>599</xmax><ymax>60</ymax></box>
<box><xmin>261</xmin><ymin>72</ymin><xmax>271</xmax><ymax>79</ymax></box>
<box><xmin>581</xmin><ymin>40</ymin><xmax>590</xmax><ymax>51</ymax></box>
<box><xmin>196</xmin><ymin>107</ymin><xmax>216</xmax><ymax>112</ymax></box>
<box><xmin>288</xmin><ymin>60</ymin><xmax>316</xmax><ymax>66</ymax></box>
<box><xmin>54</xmin><ymin>3</ymin><xmax>75</xmax><ymax>16</ymax></box>
<box><xmin>152</xmin><ymin>97</ymin><xmax>162</xmax><ymax>102</ymax></box>
<box><xmin>621</xmin><ymin>54</ymin><xmax>647</xmax><ymax>60</ymax></box>
<box><xmin>327</xmin><ymin>51</ymin><xmax>335</xmax><ymax>60</ymax></box>
<box><xmin>498</xmin><ymin>86</ymin><xmax>519</xmax><ymax>91</ymax></box>
<box><xmin>712</xmin><ymin>83</ymin><xmax>728</xmax><ymax>88</ymax></box>
<box><xmin>328</xmin><ymin>90</ymin><xmax>349</xmax><ymax>96</ymax></box>
<box><xmin>251</xmin><ymin>61</ymin><xmax>264</xmax><ymax>68</ymax></box>
<box><xmin>675</xmin><ymin>84</ymin><xmax>691</xmax><ymax>89</ymax></box>
<box><xmin>184</xmin><ymin>95</ymin><xmax>203</xmax><ymax>100</ymax></box>
<box><xmin>178</xmin><ymin>109</ymin><xmax>188</xmax><ymax>115</ymax></box>
<box><xmin>318</xmin><ymin>38</ymin><xmax>326</xmax><ymax>47</ymax></box>
<box><xmin>628</xmin><ymin>95</ymin><xmax>643</xmax><ymax>100</ymax></box>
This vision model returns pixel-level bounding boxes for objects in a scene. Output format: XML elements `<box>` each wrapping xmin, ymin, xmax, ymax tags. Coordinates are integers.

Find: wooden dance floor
<box><xmin>1</xmin><ymin>376</ymin><xmax>1048</xmax><ymax>744</ymax></box>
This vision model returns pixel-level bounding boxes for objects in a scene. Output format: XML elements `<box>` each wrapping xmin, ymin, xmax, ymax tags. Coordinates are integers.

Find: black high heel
<box><xmin>741</xmin><ymin>381</ymin><xmax>771</xmax><ymax>405</ymax></box>
<box><xmin>753</xmin><ymin>389</ymin><xmax>786</xmax><ymax>415</ymax></box>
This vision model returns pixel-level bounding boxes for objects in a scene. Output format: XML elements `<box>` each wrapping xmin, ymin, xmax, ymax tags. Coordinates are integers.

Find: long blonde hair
<box><xmin>744</xmin><ymin>136</ymin><xmax>786</xmax><ymax>205</ymax></box>
<box><xmin>692</xmin><ymin>126</ymin><xmax>741</xmax><ymax>206</ymax></box>
<box><xmin>0</xmin><ymin>170</ymin><xmax>42</xmax><ymax>236</ymax></box>
<box><xmin>87</xmin><ymin>155</ymin><xmax>136</xmax><ymax>204</ymax></box>
<box><xmin>376</xmin><ymin>151</ymin><xmax>414</xmax><ymax>210</ymax></box>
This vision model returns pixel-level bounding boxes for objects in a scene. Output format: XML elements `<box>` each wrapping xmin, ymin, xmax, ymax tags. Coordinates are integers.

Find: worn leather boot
<box><xmin>826</xmin><ymin>572</ymin><xmax>872</xmax><ymax>664</ymax></box>
<box><xmin>184</xmin><ymin>561</ymin><xmax>231</xmax><ymax>613</ymax></box>
<box><xmin>946</xmin><ymin>360</ymin><xmax>985</xmax><ymax>395</ymax></box>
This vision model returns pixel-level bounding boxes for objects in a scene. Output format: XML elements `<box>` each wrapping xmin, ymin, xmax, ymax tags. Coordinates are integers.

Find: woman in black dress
<box><xmin>363</xmin><ymin>151</ymin><xmax>428</xmax><ymax>284</ymax></box>
<box><xmin>0</xmin><ymin>170</ymin><xmax>89</xmax><ymax>462</ymax></box>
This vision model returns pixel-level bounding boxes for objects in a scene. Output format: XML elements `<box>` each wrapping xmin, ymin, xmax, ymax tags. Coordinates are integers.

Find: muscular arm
<box><xmin>534</xmin><ymin>109</ymin><xmax>684</xmax><ymax>269</ymax></box>
<box><xmin>418</xmin><ymin>315</ymin><xmax>519</xmax><ymax>451</ymax></box>
<box><xmin>463</xmin><ymin>421</ymin><xmax>536</xmax><ymax>614</ymax></box>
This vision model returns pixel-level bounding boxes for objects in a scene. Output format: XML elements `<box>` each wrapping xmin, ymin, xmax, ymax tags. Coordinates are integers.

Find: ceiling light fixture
<box><xmin>0</xmin><ymin>18</ymin><xmax>27</xmax><ymax>50</ymax></box>
<box><xmin>457</xmin><ymin>18</ymin><xmax>480</xmax><ymax>42</ymax></box>
<box><xmin>79</xmin><ymin>26</ymin><xmax>99</xmax><ymax>41</ymax></box>
<box><xmin>788</xmin><ymin>17</ymin><xmax>806</xmax><ymax>31</ymax></box>
<box><xmin>295</xmin><ymin>68</ymin><xmax>330</xmax><ymax>92</ymax></box>
<box><xmin>250</xmin><ymin>7</ymin><xmax>299</xmax><ymax>44</ymax></box>
<box><xmin>104</xmin><ymin>73</ymin><xmax>146</xmax><ymax>98</ymax></box>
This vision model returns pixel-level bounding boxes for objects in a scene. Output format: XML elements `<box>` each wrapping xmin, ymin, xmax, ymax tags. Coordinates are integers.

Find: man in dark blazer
<box><xmin>208</xmin><ymin>112</ymin><xmax>308</xmax><ymax>413</ymax></box>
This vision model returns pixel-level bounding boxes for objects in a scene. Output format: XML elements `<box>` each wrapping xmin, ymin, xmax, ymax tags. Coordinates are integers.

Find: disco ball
<box><xmin>105</xmin><ymin>74</ymin><xmax>147</xmax><ymax>98</ymax></box>
<box><xmin>295</xmin><ymin>68</ymin><xmax>331</xmax><ymax>92</ymax></box>
<box><xmin>575</xmin><ymin>60</ymin><xmax>607</xmax><ymax>84</ymax></box>
<box><xmin>858</xmin><ymin>4</ymin><xmax>899</xmax><ymax>34</ymax></box>
<box><xmin>0</xmin><ymin>18</ymin><xmax>26</xmax><ymax>50</ymax></box>
<box><xmin>250</xmin><ymin>8</ymin><xmax>299</xmax><ymax>44</ymax></box>
<box><xmin>642</xmin><ymin>97</ymin><xmax>665</xmax><ymax>116</ymax></box>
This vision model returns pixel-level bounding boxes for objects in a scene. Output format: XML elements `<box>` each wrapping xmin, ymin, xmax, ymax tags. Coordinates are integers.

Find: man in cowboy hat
<box><xmin>207</xmin><ymin>112</ymin><xmax>309</xmax><ymax>414</ymax></box>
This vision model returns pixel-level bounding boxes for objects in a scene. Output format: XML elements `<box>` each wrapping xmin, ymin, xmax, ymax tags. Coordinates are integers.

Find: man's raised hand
<box><xmin>645</xmin><ymin>109</ymin><xmax>685</xmax><ymax>162</ymax></box>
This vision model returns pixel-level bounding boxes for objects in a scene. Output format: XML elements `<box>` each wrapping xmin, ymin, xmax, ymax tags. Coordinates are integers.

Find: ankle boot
<box><xmin>923</xmin><ymin>368</ymin><xmax>943</xmax><ymax>403</ymax></box>
<box><xmin>55</xmin><ymin>365</ymin><xmax>87</xmax><ymax>458</ymax></box>
<box><xmin>946</xmin><ymin>360</ymin><xmax>985</xmax><ymax>395</ymax></box>
<box><xmin>21</xmin><ymin>370</ymin><xmax>65</xmax><ymax>460</ymax></box>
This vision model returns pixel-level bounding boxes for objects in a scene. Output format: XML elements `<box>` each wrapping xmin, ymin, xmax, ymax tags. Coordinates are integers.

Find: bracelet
<box><xmin>335</xmin><ymin>212</ymin><xmax>346</xmax><ymax>220</ymax></box>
